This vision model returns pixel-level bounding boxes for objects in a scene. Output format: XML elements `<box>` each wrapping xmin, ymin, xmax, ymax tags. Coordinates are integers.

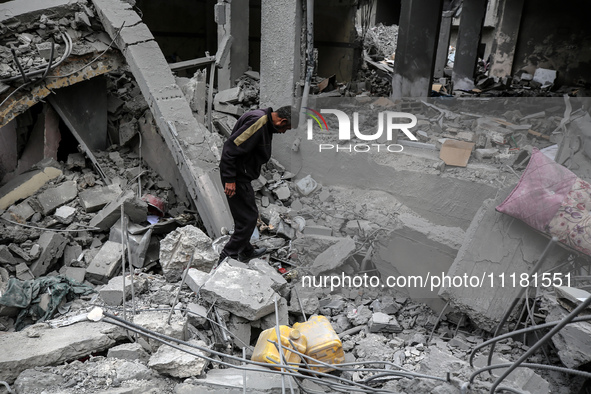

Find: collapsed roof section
<box><xmin>0</xmin><ymin>0</ymin><xmax>232</xmax><ymax>238</ymax></box>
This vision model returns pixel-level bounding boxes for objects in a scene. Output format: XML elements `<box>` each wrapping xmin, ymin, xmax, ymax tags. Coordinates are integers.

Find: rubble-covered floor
<box><xmin>2</xmin><ymin>1</ymin><xmax>591</xmax><ymax>394</ymax></box>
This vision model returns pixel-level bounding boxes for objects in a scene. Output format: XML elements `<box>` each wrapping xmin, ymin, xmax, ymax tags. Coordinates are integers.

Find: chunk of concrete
<box><xmin>546</xmin><ymin>296</ymin><xmax>591</xmax><ymax>369</ymax></box>
<box><xmin>369</xmin><ymin>312</ymin><xmax>402</xmax><ymax>333</ymax></box>
<box><xmin>303</xmin><ymin>225</ymin><xmax>333</xmax><ymax>237</ymax></box>
<box><xmin>148</xmin><ymin>339</ymin><xmax>209</xmax><ymax>378</ymax></box>
<box><xmin>248</xmin><ymin>258</ymin><xmax>288</xmax><ymax>296</ymax></box>
<box><xmin>0</xmin><ymin>165</ymin><xmax>62</xmax><ymax>210</ymax></box>
<box><xmin>13</xmin><ymin>369</ymin><xmax>64</xmax><ymax>394</ymax></box>
<box><xmin>2</xmin><ymin>200</ymin><xmax>35</xmax><ymax>222</ymax></box>
<box><xmin>273</xmin><ymin>184</ymin><xmax>291</xmax><ymax>200</ymax></box>
<box><xmin>214</xmin><ymin>87</ymin><xmax>241</xmax><ymax>104</ymax></box>
<box><xmin>310</xmin><ymin>237</ymin><xmax>356</xmax><ymax>276</ymax></box>
<box><xmin>187</xmin><ymin>366</ymin><xmax>297</xmax><ymax>393</ymax></box>
<box><xmin>36</xmin><ymin>180</ymin><xmax>78</xmax><ymax>215</ymax></box>
<box><xmin>54</xmin><ymin>205</ymin><xmax>76</xmax><ymax>223</ymax></box>
<box><xmin>29</xmin><ymin>232</ymin><xmax>67</xmax><ymax>278</ymax></box>
<box><xmin>228</xmin><ymin>314</ymin><xmax>251</xmax><ymax>350</ymax></box>
<box><xmin>0</xmin><ymin>245</ymin><xmax>17</xmax><ymax>265</ymax></box>
<box><xmin>79</xmin><ymin>184</ymin><xmax>122</xmax><ymax>213</ymax></box>
<box><xmin>115</xmin><ymin>361</ymin><xmax>153</xmax><ymax>382</ymax></box>
<box><xmin>86</xmin><ymin>241</ymin><xmax>124</xmax><ymax>284</ymax></box>
<box><xmin>99</xmin><ymin>274</ymin><xmax>148</xmax><ymax>306</ymax></box>
<box><xmin>186</xmin><ymin>261</ymin><xmax>278</xmax><ymax>321</ymax></box>
<box><xmin>66</xmin><ymin>152</ymin><xmax>86</xmax><ymax>169</ymax></box>
<box><xmin>15</xmin><ymin>262</ymin><xmax>34</xmax><ymax>281</ymax></box>
<box><xmin>288</xmin><ymin>282</ymin><xmax>320</xmax><ymax>316</ymax></box>
<box><xmin>89</xmin><ymin>189</ymin><xmax>147</xmax><ymax>231</ymax></box>
<box><xmin>107</xmin><ymin>342</ymin><xmax>150</xmax><ymax>362</ymax></box>
<box><xmin>132</xmin><ymin>311</ymin><xmax>186</xmax><ymax>351</ymax></box>
<box><xmin>159</xmin><ymin>225</ymin><xmax>218</xmax><ymax>282</ymax></box>
<box><xmin>0</xmin><ymin>321</ymin><xmax>126</xmax><ymax>384</ymax></box>
<box><xmin>187</xmin><ymin>303</ymin><xmax>208</xmax><ymax>328</ymax></box>
<box><xmin>61</xmin><ymin>266</ymin><xmax>86</xmax><ymax>283</ymax></box>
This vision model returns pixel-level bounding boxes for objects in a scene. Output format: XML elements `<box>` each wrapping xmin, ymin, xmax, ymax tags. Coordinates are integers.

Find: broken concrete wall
<box><xmin>91</xmin><ymin>0</ymin><xmax>232</xmax><ymax>237</ymax></box>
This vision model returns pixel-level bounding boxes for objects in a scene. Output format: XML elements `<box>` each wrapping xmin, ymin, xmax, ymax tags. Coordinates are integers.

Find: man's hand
<box><xmin>224</xmin><ymin>182</ymin><xmax>236</xmax><ymax>198</ymax></box>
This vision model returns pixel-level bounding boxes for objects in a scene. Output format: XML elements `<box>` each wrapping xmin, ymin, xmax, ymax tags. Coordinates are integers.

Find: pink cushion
<box><xmin>496</xmin><ymin>148</ymin><xmax>577</xmax><ymax>231</ymax></box>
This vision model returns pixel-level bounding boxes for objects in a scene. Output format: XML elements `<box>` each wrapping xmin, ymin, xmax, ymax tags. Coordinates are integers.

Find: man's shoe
<box><xmin>238</xmin><ymin>247</ymin><xmax>267</xmax><ymax>262</ymax></box>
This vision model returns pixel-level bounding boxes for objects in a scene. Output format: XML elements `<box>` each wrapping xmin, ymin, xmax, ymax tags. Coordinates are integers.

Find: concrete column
<box><xmin>260</xmin><ymin>0</ymin><xmax>301</xmax><ymax>108</ymax></box>
<box><xmin>391</xmin><ymin>0</ymin><xmax>443</xmax><ymax>98</ymax></box>
<box><xmin>217</xmin><ymin>0</ymin><xmax>249</xmax><ymax>90</ymax></box>
<box><xmin>488</xmin><ymin>0</ymin><xmax>525</xmax><ymax>79</ymax></box>
<box><xmin>451</xmin><ymin>0</ymin><xmax>488</xmax><ymax>90</ymax></box>
<box><xmin>434</xmin><ymin>11</ymin><xmax>454</xmax><ymax>79</ymax></box>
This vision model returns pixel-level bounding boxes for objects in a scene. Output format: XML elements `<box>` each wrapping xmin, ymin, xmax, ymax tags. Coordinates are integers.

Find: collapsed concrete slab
<box><xmin>159</xmin><ymin>225</ymin><xmax>218</xmax><ymax>282</ymax></box>
<box><xmin>0</xmin><ymin>321</ymin><xmax>126</xmax><ymax>384</ymax></box>
<box><xmin>91</xmin><ymin>0</ymin><xmax>232</xmax><ymax>238</ymax></box>
<box><xmin>439</xmin><ymin>189</ymin><xmax>569</xmax><ymax>331</ymax></box>
<box><xmin>186</xmin><ymin>261</ymin><xmax>278</xmax><ymax>321</ymax></box>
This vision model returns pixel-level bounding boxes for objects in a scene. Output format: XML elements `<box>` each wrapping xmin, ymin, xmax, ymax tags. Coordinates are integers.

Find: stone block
<box><xmin>107</xmin><ymin>342</ymin><xmax>149</xmax><ymax>362</ymax></box>
<box><xmin>148</xmin><ymin>339</ymin><xmax>209</xmax><ymax>378</ymax></box>
<box><xmin>79</xmin><ymin>184</ymin><xmax>122</xmax><ymax>213</ymax></box>
<box><xmin>288</xmin><ymin>282</ymin><xmax>320</xmax><ymax>316</ymax></box>
<box><xmin>29</xmin><ymin>232</ymin><xmax>67</xmax><ymax>278</ymax></box>
<box><xmin>15</xmin><ymin>262</ymin><xmax>34</xmax><ymax>281</ymax></box>
<box><xmin>256</xmin><ymin>296</ymin><xmax>289</xmax><ymax>331</ymax></box>
<box><xmin>188</xmin><ymin>261</ymin><xmax>278</xmax><ymax>321</ymax></box>
<box><xmin>368</xmin><ymin>312</ymin><xmax>402</xmax><ymax>333</ymax></box>
<box><xmin>310</xmin><ymin>237</ymin><xmax>356</xmax><ymax>276</ymax></box>
<box><xmin>36</xmin><ymin>180</ymin><xmax>78</xmax><ymax>215</ymax></box>
<box><xmin>186</xmin><ymin>268</ymin><xmax>210</xmax><ymax>292</ymax></box>
<box><xmin>89</xmin><ymin>189</ymin><xmax>147</xmax><ymax>231</ymax></box>
<box><xmin>0</xmin><ymin>164</ymin><xmax>62</xmax><ymax>210</ymax></box>
<box><xmin>159</xmin><ymin>225</ymin><xmax>218</xmax><ymax>282</ymax></box>
<box><xmin>86</xmin><ymin>241</ymin><xmax>124</xmax><ymax>284</ymax></box>
<box><xmin>13</xmin><ymin>369</ymin><xmax>64</xmax><ymax>394</ymax></box>
<box><xmin>474</xmin><ymin>148</ymin><xmax>498</xmax><ymax>161</ymax></box>
<box><xmin>99</xmin><ymin>274</ymin><xmax>148</xmax><ymax>306</ymax></box>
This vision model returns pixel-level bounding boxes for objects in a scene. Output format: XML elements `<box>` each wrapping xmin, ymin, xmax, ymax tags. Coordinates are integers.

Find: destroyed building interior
<box><xmin>2</xmin><ymin>0</ymin><xmax>591</xmax><ymax>393</ymax></box>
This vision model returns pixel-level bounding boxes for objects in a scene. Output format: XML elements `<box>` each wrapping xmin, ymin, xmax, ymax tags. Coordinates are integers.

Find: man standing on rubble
<box><xmin>218</xmin><ymin>106</ymin><xmax>292</xmax><ymax>263</ymax></box>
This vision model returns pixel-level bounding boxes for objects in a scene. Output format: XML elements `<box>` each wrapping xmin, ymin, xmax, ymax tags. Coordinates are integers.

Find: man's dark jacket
<box><xmin>220</xmin><ymin>108</ymin><xmax>275</xmax><ymax>184</ymax></box>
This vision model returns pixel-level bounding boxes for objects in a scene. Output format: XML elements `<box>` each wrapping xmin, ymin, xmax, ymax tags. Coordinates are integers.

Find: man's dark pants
<box><xmin>220</xmin><ymin>181</ymin><xmax>257</xmax><ymax>259</ymax></box>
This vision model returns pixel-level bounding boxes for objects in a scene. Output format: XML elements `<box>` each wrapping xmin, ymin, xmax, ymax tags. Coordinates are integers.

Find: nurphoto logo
<box><xmin>303</xmin><ymin>106</ymin><xmax>418</xmax><ymax>153</ymax></box>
